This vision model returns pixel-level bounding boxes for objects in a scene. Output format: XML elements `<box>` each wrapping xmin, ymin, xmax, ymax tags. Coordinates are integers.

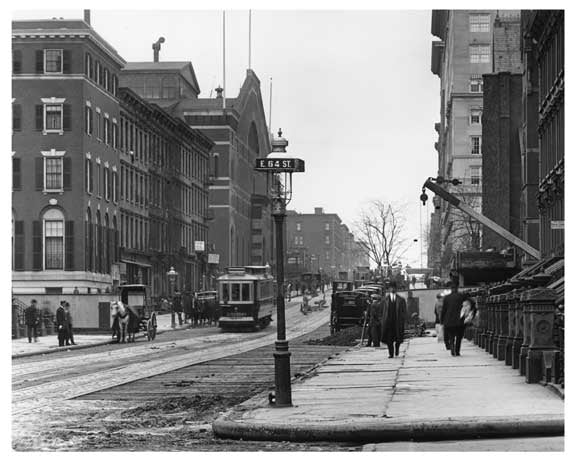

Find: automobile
<box><xmin>329</xmin><ymin>290</ymin><xmax>370</xmax><ymax>335</ymax></box>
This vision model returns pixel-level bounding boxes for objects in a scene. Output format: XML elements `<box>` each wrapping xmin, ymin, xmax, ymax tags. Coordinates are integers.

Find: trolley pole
<box><xmin>273</xmin><ymin>197</ymin><xmax>292</xmax><ymax>407</ymax></box>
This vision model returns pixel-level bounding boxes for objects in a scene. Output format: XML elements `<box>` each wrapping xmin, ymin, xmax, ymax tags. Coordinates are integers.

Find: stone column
<box><xmin>511</xmin><ymin>290</ymin><xmax>523</xmax><ymax>370</ymax></box>
<box><xmin>504</xmin><ymin>291</ymin><xmax>516</xmax><ymax>365</ymax></box>
<box><xmin>497</xmin><ymin>293</ymin><xmax>510</xmax><ymax>361</ymax></box>
<box><xmin>491</xmin><ymin>295</ymin><xmax>501</xmax><ymax>358</ymax></box>
<box><xmin>475</xmin><ymin>292</ymin><xmax>487</xmax><ymax>346</ymax></box>
<box><xmin>524</xmin><ymin>288</ymin><xmax>558</xmax><ymax>384</ymax></box>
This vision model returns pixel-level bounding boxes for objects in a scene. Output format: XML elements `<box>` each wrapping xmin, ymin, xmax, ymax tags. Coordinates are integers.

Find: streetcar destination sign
<box><xmin>255</xmin><ymin>158</ymin><xmax>305</xmax><ymax>172</ymax></box>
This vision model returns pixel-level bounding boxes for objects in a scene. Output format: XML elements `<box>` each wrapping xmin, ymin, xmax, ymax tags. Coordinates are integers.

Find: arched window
<box><xmin>43</xmin><ymin>208</ymin><xmax>65</xmax><ymax>270</ymax></box>
<box><xmin>96</xmin><ymin>210</ymin><xmax>102</xmax><ymax>273</ymax></box>
<box><xmin>161</xmin><ymin>76</ymin><xmax>178</xmax><ymax>99</ymax></box>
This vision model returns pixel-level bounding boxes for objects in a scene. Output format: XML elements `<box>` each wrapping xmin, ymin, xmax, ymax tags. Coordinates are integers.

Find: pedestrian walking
<box><xmin>64</xmin><ymin>302</ymin><xmax>76</xmax><ymax>345</ymax></box>
<box><xmin>24</xmin><ymin>299</ymin><xmax>39</xmax><ymax>343</ymax></box>
<box><xmin>441</xmin><ymin>281</ymin><xmax>468</xmax><ymax>356</ymax></box>
<box><xmin>173</xmin><ymin>293</ymin><xmax>183</xmax><ymax>326</ymax></box>
<box><xmin>286</xmin><ymin>283</ymin><xmax>292</xmax><ymax>301</ymax></box>
<box><xmin>365</xmin><ymin>295</ymin><xmax>383</xmax><ymax>347</ymax></box>
<box><xmin>434</xmin><ymin>292</ymin><xmax>446</xmax><ymax>344</ymax></box>
<box><xmin>381</xmin><ymin>281</ymin><xmax>406</xmax><ymax>358</ymax></box>
<box><xmin>56</xmin><ymin>301</ymin><xmax>67</xmax><ymax>347</ymax></box>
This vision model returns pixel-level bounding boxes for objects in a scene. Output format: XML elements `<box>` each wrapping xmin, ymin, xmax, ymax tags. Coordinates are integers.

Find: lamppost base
<box><xmin>273</xmin><ymin>339</ymin><xmax>292</xmax><ymax>407</ymax></box>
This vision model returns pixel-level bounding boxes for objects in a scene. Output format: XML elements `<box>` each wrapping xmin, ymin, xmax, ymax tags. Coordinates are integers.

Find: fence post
<box><xmin>504</xmin><ymin>290</ymin><xmax>516</xmax><ymax>366</ymax></box>
<box><xmin>485</xmin><ymin>294</ymin><xmax>494</xmax><ymax>353</ymax></box>
<box><xmin>477</xmin><ymin>291</ymin><xmax>487</xmax><ymax>348</ymax></box>
<box><xmin>497</xmin><ymin>293</ymin><xmax>510</xmax><ymax>361</ymax></box>
<box><xmin>511</xmin><ymin>290</ymin><xmax>523</xmax><ymax>370</ymax></box>
<box><xmin>523</xmin><ymin>288</ymin><xmax>558</xmax><ymax>384</ymax></box>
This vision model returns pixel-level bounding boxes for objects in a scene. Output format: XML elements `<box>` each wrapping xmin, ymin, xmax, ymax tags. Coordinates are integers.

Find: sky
<box><xmin>8</xmin><ymin>6</ymin><xmax>467</xmax><ymax>269</ymax></box>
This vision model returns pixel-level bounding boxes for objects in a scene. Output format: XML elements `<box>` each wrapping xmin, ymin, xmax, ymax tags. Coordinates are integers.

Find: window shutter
<box><xmin>108</xmin><ymin>227</ymin><xmax>114</xmax><ymax>270</ymax></box>
<box><xmin>32</xmin><ymin>220</ymin><xmax>42</xmax><ymax>271</ymax></box>
<box><xmin>65</xmin><ymin>220</ymin><xmax>74</xmax><ymax>271</ymax></box>
<box><xmin>63</xmin><ymin>157</ymin><xmax>72</xmax><ymax>191</ymax></box>
<box><xmin>62</xmin><ymin>50</ymin><xmax>71</xmax><ymax>74</ymax></box>
<box><xmin>14</xmin><ymin>221</ymin><xmax>25</xmax><ymax>271</ymax></box>
<box><xmin>35</xmin><ymin>157</ymin><xmax>44</xmax><ymax>191</ymax></box>
<box><xmin>12</xmin><ymin>158</ymin><xmax>21</xmax><ymax>190</ymax></box>
<box><xmin>12</xmin><ymin>105</ymin><xmax>22</xmax><ymax>131</ymax></box>
<box><xmin>13</xmin><ymin>50</ymin><xmax>22</xmax><ymax>74</ymax></box>
<box><xmin>35</xmin><ymin>105</ymin><xmax>44</xmax><ymax>131</ymax></box>
<box><xmin>35</xmin><ymin>50</ymin><xmax>44</xmax><ymax>73</ymax></box>
<box><xmin>63</xmin><ymin>104</ymin><xmax>71</xmax><ymax>131</ymax></box>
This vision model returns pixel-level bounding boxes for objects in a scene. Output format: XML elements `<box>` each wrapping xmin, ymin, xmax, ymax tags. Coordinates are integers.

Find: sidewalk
<box><xmin>213</xmin><ymin>336</ymin><xmax>564</xmax><ymax>444</ymax></box>
<box><xmin>12</xmin><ymin>313</ymin><xmax>187</xmax><ymax>358</ymax></box>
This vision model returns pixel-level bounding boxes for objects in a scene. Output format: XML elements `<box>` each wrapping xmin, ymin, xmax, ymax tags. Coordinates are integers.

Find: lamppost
<box><xmin>167</xmin><ymin>266</ymin><xmax>178</xmax><ymax>328</ymax></box>
<box><xmin>255</xmin><ymin>129</ymin><xmax>305</xmax><ymax>407</ymax></box>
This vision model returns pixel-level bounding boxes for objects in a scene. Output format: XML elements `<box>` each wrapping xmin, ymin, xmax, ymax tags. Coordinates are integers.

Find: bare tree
<box><xmin>447</xmin><ymin>186</ymin><xmax>482</xmax><ymax>251</ymax></box>
<box><xmin>354</xmin><ymin>200</ymin><xmax>411</xmax><ymax>277</ymax></box>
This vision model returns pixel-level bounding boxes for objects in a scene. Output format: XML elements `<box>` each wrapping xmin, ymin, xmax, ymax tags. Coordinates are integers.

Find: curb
<box><xmin>11</xmin><ymin>324</ymin><xmax>190</xmax><ymax>359</ymax></box>
<box><xmin>212</xmin><ymin>414</ymin><xmax>564</xmax><ymax>443</ymax></box>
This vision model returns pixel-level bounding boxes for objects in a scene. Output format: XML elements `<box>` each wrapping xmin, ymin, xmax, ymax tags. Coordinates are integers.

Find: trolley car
<box><xmin>217</xmin><ymin>266</ymin><xmax>275</xmax><ymax>331</ymax></box>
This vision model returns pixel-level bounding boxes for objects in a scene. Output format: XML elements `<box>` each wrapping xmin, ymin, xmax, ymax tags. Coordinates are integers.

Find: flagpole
<box><xmin>222</xmin><ymin>11</ymin><xmax>226</xmax><ymax>110</ymax></box>
<box><xmin>268</xmin><ymin>77</ymin><xmax>273</xmax><ymax>140</ymax></box>
<box><xmin>248</xmin><ymin>10</ymin><xmax>252</xmax><ymax>70</ymax></box>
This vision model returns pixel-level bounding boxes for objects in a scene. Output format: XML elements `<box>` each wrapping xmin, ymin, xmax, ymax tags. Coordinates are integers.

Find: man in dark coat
<box><xmin>64</xmin><ymin>302</ymin><xmax>76</xmax><ymax>345</ymax></box>
<box><xmin>173</xmin><ymin>293</ymin><xmax>183</xmax><ymax>326</ymax></box>
<box><xmin>381</xmin><ymin>281</ymin><xmax>407</xmax><ymax>358</ymax></box>
<box><xmin>25</xmin><ymin>299</ymin><xmax>39</xmax><ymax>343</ymax></box>
<box><xmin>56</xmin><ymin>301</ymin><xmax>67</xmax><ymax>347</ymax></box>
<box><xmin>441</xmin><ymin>281</ymin><xmax>467</xmax><ymax>356</ymax></box>
<box><xmin>365</xmin><ymin>295</ymin><xmax>383</xmax><ymax>347</ymax></box>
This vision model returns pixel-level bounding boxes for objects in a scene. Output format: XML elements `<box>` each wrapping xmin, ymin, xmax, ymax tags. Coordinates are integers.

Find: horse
<box><xmin>110</xmin><ymin>301</ymin><xmax>138</xmax><ymax>343</ymax></box>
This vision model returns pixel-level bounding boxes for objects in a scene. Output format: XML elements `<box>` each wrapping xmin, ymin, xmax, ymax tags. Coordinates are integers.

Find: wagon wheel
<box><xmin>147</xmin><ymin>312</ymin><xmax>158</xmax><ymax>341</ymax></box>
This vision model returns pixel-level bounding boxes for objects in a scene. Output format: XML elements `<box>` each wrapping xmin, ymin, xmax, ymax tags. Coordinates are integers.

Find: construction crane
<box><xmin>420</xmin><ymin>177</ymin><xmax>541</xmax><ymax>260</ymax></box>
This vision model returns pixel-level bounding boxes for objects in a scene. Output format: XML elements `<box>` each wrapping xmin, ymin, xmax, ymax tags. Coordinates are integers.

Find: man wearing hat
<box><xmin>381</xmin><ymin>281</ymin><xmax>407</xmax><ymax>358</ymax></box>
<box><xmin>441</xmin><ymin>281</ymin><xmax>468</xmax><ymax>356</ymax></box>
<box><xmin>365</xmin><ymin>294</ymin><xmax>383</xmax><ymax>347</ymax></box>
<box><xmin>56</xmin><ymin>301</ymin><xmax>67</xmax><ymax>347</ymax></box>
<box><xmin>24</xmin><ymin>299</ymin><xmax>39</xmax><ymax>343</ymax></box>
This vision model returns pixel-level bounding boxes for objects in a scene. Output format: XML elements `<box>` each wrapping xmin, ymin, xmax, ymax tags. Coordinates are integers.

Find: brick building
<box><xmin>523</xmin><ymin>11</ymin><xmax>564</xmax><ymax>260</ymax></box>
<box><xmin>120</xmin><ymin>65</ymin><xmax>273</xmax><ymax>271</ymax></box>
<box><xmin>116</xmin><ymin>88</ymin><xmax>213</xmax><ymax>296</ymax></box>
<box><xmin>12</xmin><ymin>18</ymin><xmax>125</xmax><ymax>294</ymax></box>
<box><xmin>429</xmin><ymin>10</ymin><xmax>518</xmax><ymax>277</ymax></box>
<box><xmin>12</xmin><ymin>16</ymin><xmax>213</xmax><ymax>298</ymax></box>
<box><xmin>285</xmin><ymin>207</ymin><xmax>367</xmax><ymax>280</ymax></box>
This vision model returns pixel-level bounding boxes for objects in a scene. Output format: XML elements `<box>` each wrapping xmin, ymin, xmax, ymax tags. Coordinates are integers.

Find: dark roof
<box><xmin>124</xmin><ymin>62</ymin><xmax>189</xmax><ymax>71</ymax></box>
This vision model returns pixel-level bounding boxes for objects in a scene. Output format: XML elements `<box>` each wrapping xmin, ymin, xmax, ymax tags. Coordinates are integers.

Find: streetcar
<box><xmin>217</xmin><ymin>266</ymin><xmax>275</xmax><ymax>330</ymax></box>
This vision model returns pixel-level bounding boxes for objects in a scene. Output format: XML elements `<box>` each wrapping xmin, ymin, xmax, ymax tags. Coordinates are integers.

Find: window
<box><xmin>471</xmin><ymin>136</ymin><xmax>482</xmax><ymax>155</ymax></box>
<box><xmin>85</xmin><ymin>52</ymin><xmax>92</xmax><ymax>77</ymax></box>
<box><xmin>13</xmin><ymin>158</ymin><xmax>21</xmax><ymax>190</ymax></box>
<box><xmin>95</xmin><ymin>61</ymin><xmax>101</xmax><ymax>85</ymax></box>
<box><xmin>103</xmin><ymin>68</ymin><xmax>109</xmax><ymax>91</ymax></box>
<box><xmin>112</xmin><ymin>122</ymin><xmax>118</xmax><ymax>148</ymax></box>
<box><xmin>104</xmin><ymin>167</ymin><xmax>110</xmax><ymax>201</ymax></box>
<box><xmin>96</xmin><ymin>162</ymin><xmax>101</xmax><ymax>196</ymax></box>
<box><xmin>112</xmin><ymin>171</ymin><xmax>118</xmax><ymax>203</ymax></box>
<box><xmin>470</xmin><ymin>109</ymin><xmax>482</xmax><ymax>124</ymax></box>
<box><xmin>470</xmin><ymin>166</ymin><xmax>481</xmax><ymax>185</ymax></box>
<box><xmin>325</xmin><ymin>235</ymin><xmax>330</xmax><ymax>245</ymax></box>
<box><xmin>470</xmin><ymin>77</ymin><xmax>483</xmax><ymax>93</ymax></box>
<box><xmin>469</xmin><ymin>13</ymin><xmax>491</xmax><ymax>33</ymax></box>
<box><xmin>85</xmin><ymin>158</ymin><xmax>93</xmax><ymax>193</ymax></box>
<box><xmin>44</xmin><ymin>49</ymin><xmax>63</xmax><ymax>73</ymax></box>
<box><xmin>162</xmin><ymin>76</ymin><xmax>178</xmax><ymax>98</ymax></box>
<box><xmin>85</xmin><ymin>105</ymin><xmax>93</xmax><ymax>135</ymax></box>
<box><xmin>45</xmin><ymin>157</ymin><xmax>63</xmax><ymax>191</ymax></box>
<box><xmin>45</xmin><ymin>104</ymin><xmax>63</xmax><ymax>131</ymax></box>
<box><xmin>470</xmin><ymin>45</ymin><xmax>490</xmax><ymax>64</ymax></box>
<box><xmin>96</xmin><ymin>111</ymin><xmax>102</xmax><ymax>140</ymax></box>
<box><xmin>43</xmin><ymin>209</ymin><xmax>64</xmax><ymax>270</ymax></box>
<box><xmin>296</xmin><ymin>223</ymin><xmax>301</xmax><ymax>231</ymax></box>
<box><xmin>104</xmin><ymin>117</ymin><xmax>110</xmax><ymax>144</ymax></box>
<box><xmin>324</xmin><ymin>223</ymin><xmax>330</xmax><ymax>231</ymax></box>
<box><xmin>12</xmin><ymin>105</ymin><xmax>22</xmax><ymax>131</ymax></box>
<box><xmin>13</xmin><ymin>49</ymin><xmax>22</xmax><ymax>74</ymax></box>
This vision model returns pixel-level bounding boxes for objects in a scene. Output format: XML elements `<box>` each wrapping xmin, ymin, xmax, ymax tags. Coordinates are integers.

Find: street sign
<box><xmin>208</xmin><ymin>253</ymin><xmax>220</xmax><ymax>264</ymax></box>
<box><xmin>255</xmin><ymin>158</ymin><xmax>305</xmax><ymax>172</ymax></box>
<box><xmin>194</xmin><ymin>241</ymin><xmax>205</xmax><ymax>252</ymax></box>
<box><xmin>551</xmin><ymin>220</ymin><xmax>564</xmax><ymax>230</ymax></box>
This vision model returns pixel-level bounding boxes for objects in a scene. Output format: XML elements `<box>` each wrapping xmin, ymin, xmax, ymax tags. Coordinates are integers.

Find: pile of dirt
<box><xmin>121</xmin><ymin>395</ymin><xmax>243</xmax><ymax>419</ymax></box>
<box><xmin>304</xmin><ymin>325</ymin><xmax>363</xmax><ymax>346</ymax></box>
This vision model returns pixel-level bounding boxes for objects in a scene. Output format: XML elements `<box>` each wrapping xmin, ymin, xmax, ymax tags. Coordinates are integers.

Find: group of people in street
<box><xmin>364</xmin><ymin>281</ymin><xmax>407</xmax><ymax>358</ymax></box>
<box><xmin>23</xmin><ymin>299</ymin><xmax>75</xmax><ymax>346</ymax></box>
<box><xmin>434</xmin><ymin>281</ymin><xmax>476</xmax><ymax>356</ymax></box>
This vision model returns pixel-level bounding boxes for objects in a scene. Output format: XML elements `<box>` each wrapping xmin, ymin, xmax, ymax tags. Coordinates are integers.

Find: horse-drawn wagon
<box><xmin>111</xmin><ymin>284</ymin><xmax>158</xmax><ymax>342</ymax></box>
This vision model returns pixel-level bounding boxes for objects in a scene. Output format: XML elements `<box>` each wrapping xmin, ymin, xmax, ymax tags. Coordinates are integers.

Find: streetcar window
<box><xmin>231</xmin><ymin>283</ymin><xmax>241</xmax><ymax>301</ymax></box>
<box><xmin>221</xmin><ymin>283</ymin><xmax>229</xmax><ymax>302</ymax></box>
<box><xmin>241</xmin><ymin>283</ymin><xmax>251</xmax><ymax>301</ymax></box>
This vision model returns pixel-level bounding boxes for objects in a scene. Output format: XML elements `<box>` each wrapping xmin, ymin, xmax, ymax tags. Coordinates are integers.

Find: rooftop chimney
<box><xmin>215</xmin><ymin>86</ymin><xmax>223</xmax><ymax>99</ymax></box>
<box><xmin>314</xmin><ymin>207</ymin><xmax>324</xmax><ymax>215</ymax></box>
<box><xmin>152</xmin><ymin>37</ymin><xmax>165</xmax><ymax>63</ymax></box>
<box><xmin>83</xmin><ymin>10</ymin><xmax>91</xmax><ymax>25</ymax></box>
